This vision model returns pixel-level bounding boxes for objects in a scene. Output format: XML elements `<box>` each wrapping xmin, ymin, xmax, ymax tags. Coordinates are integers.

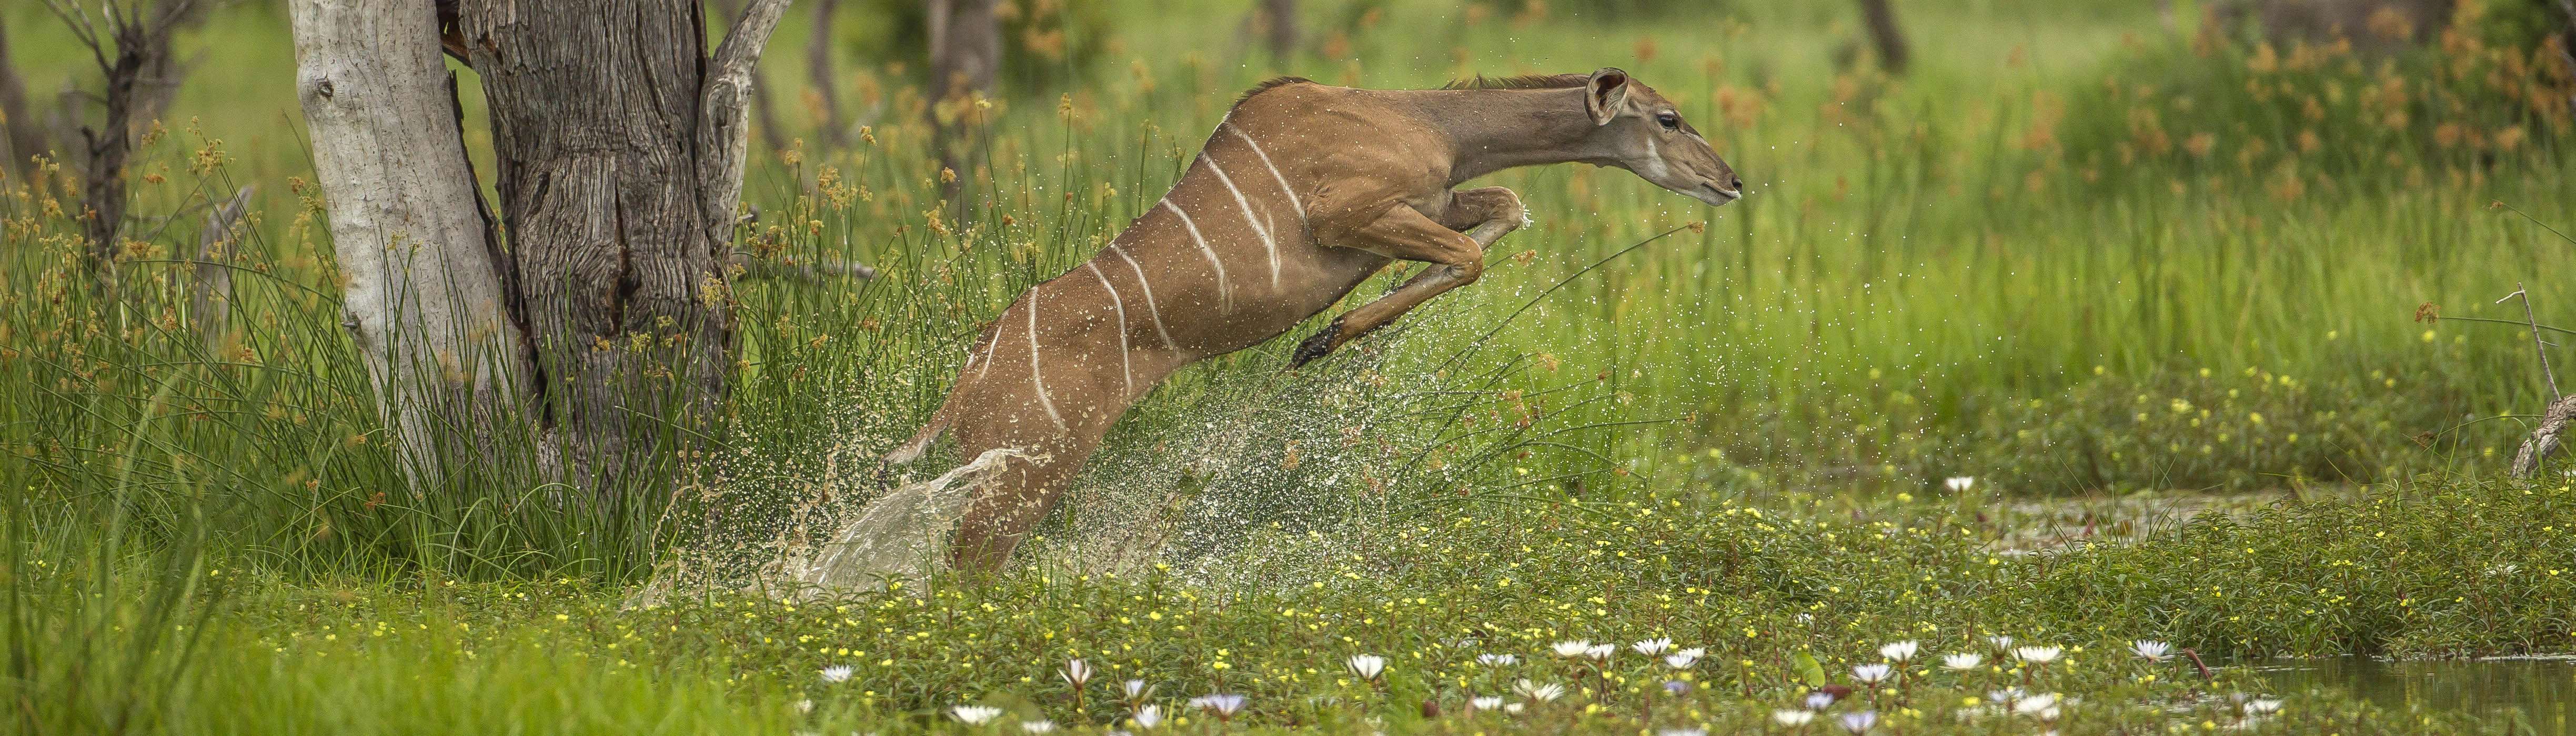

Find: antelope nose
<box><xmin>1728</xmin><ymin>176</ymin><xmax>1744</xmax><ymax>193</ymax></box>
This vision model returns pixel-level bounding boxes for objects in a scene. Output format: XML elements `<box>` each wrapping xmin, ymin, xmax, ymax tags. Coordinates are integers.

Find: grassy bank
<box><xmin>14</xmin><ymin>476</ymin><xmax>2572</xmax><ymax>733</ymax></box>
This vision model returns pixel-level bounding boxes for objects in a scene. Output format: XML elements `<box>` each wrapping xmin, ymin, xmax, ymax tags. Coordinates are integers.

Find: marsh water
<box><xmin>2256</xmin><ymin>657</ymin><xmax>2575</xmax><ymax>734</ymax></box>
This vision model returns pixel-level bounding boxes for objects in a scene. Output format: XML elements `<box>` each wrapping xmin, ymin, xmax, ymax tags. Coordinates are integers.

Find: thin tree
<box><xmin>1856</xmin><ymin>0</ymin><xmax>1909</xmax><ymax>75</ymax></box>
<box><xmin>289</xmin><ymin>0</ymin><xmax>789</xmax><ymax>494</ymax></box>
<box><xmin>0</xmin><ymin>15</ymin><xmax>50</xmax><ymax>181</ymax></box>
<box><xmin>926</xmin><ymin>0</ymin><xmax>998</xmax><ymax>206</ymax></box>
<box><xmin>42</xmin><ymin>0</ymin><xmax>198</xmax><ymax>292</ymax></box>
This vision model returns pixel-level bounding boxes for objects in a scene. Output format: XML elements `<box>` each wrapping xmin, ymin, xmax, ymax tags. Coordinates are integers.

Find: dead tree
<box><xmin>43</xmin><ymin>0</ymin><xmax>198</xmax><ymax>293</ymax></box>
<box><xmin>290</xmin><ymin>0</ymin><xmax>789</xmax><ymax>495</ymax></box>
<box><xmin>1856</xmin><ymin>0</ymin><xmax>1910</xmax><ymax>75</ymax></box>
<box><xmin>189</xmin><ymin>185</ymin><xmax>252</xmax><ymax>353</ymax></box>
<box><xmin>927</xmin><ymin>0</ymin><xmax>998</xmax><ymax>206</ymax></box>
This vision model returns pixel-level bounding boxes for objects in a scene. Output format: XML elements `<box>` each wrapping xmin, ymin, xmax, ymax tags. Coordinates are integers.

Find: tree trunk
<box><xmin>289</xmin><ymin>0</ymin><xmax>529</xmax><ymax>489</ymax></box>
<box><xmin>1257</xmin><ymin>0</ymin><xmax>1299</xmax><ymax>59</ymax></box>
<box><xmin>808</xmin><ymin>0</ymin><xmax>847</xmax><ymax>148</ymax></box>
<box><xmin>459</xmin><ymin>0</ymin><xmax>784</xmax><ymax>494</ymax></box>
<box><xmin>0</xmin><ymin>15</ymin><xmax>49</xmax><ymax>180</ymax></box>
<box><xmin>1856</xmin><ymin>0</ymin><xmax>1910</xmax><ymax>75</ymax></box>
<box><xmin>926</xmin><ymin>0</ymin><xmax>997</xmax><ymax>205</ymax></box>
<box><xmin>294</xmin><ymin>0</ymin><xmax>785</xmax><ymax>498</ymax></box>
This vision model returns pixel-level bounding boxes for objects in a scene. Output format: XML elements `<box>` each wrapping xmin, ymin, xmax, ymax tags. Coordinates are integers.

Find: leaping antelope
<box><xmin>885</xmin><ymin>68</ymin><xmax>1741</xmax><ymax>572</ymax></box>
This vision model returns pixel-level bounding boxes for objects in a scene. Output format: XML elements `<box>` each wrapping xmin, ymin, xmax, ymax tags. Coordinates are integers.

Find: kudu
<box><xmin>885</xmin><ymin>67</ymin><xmax>1740</xmax><ymax>572</ymax></box>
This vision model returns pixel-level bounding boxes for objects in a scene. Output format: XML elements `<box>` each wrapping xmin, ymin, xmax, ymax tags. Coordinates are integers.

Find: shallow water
<box><xmin>2256</xmin><ymin>657</ymin><xmax>2576</xmax><ymax>734</ymax></box>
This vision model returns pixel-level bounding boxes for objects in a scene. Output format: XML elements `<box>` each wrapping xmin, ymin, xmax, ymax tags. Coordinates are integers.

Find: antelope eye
<box><xmin>1656</xmin><ymin>112</ymin><xmax>1680</xmax><ymax>131</ymax></box>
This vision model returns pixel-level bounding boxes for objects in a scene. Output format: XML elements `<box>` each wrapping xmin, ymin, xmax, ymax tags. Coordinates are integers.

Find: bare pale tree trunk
<box><xmin>926</xmin><ymin>0</ymin><xmax>997</xmax><ymax>206</ymax></box>
<box><xmin>190</xmin><ymin>184</ymin><xmax>252</xmax><ymax>353</ymax></box>
<box><xmin>1856</xmin><ymin>0</ymin><xmax>1909</xmax><ymax>75</ymax></box>
<box><xmin>713</xmin><ymin>0</ymin><xmax>791</xmax><ymax>156</ymax></box>
<box><xmin>460</xmin><ymin>0</ymin><xmax>784</xmax><ymax>493</ymax></box>
<box><xmin>289</xmin><ymin>0</ymin><xmax>527</xmax><ymax>488</ymax></box>
<box><xmin>0</xmin><ymin>15</ymin><xmax>51</xmax><ymax>180</ymax></box>
<box><xmin>293</xmin><ymin>0</ymin><xmax>786</xmax><ymax>498</ymax></box>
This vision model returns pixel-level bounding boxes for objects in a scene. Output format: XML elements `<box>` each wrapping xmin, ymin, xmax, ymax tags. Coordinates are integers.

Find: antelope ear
<box><xmin>1584</xmin><ymin>67</ymin><xmax>1631</xmax><ymax>126</ymax></box>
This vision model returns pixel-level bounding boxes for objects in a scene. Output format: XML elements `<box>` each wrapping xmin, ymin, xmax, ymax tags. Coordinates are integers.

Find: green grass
<box><xmin>5</xmin><ymin>0</ymin><xmax>2576</xmax><ymax>732</ymax></box>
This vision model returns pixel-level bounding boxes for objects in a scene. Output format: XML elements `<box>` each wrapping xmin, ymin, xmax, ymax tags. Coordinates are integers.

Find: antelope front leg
<box><xmin>1291</xmin><ymin>187</ymin><xmax>1525</xmax><ymax>367</ymax></box>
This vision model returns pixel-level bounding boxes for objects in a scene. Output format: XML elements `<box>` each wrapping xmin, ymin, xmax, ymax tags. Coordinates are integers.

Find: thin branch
<box><xmin>2499</xmin><ymin>285</ymin><xmax>2561</xmax><ymax>399</ymax></box>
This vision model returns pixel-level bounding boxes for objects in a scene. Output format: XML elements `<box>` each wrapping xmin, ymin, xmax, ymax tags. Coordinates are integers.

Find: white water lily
<box><xmin>1020</xmin><ymin>721</ymin><xmax>1057</xmax><ymax>733</ymax></box>
<box><xmin>1774</xmin><ymin>710</ymin><xmax>1817</xmax><ymax>726</ymax></box>
<box><xmin>1502</xmin><ymin>702</ymin><xmax>1527</xmax><ymax>714</ymax></box>
<box><xmin>1852</xmin><ymin>663</ymin><xmax>1894</xmax><ymax>684</ymax></box>
<box><xmin>1123</xmin><ymin>679</ymin><xmax>1151</xmax><ymax>701</ymax></box>
<box><xmin>1345</xmin><ymin>653</ymin><xmax>1387</xmax><ymax>680</ymax></box>
<box><xmin>1838</xmin><ymin>710</ymin><xmax>1877</xmax><ymax>733</ymax></box>
<box><xmin>1946</xmin><ymin>476</ymin><xmax>1976</xmax><ymax>492</ymax></box>
<box><xmin>2244</xmin><ymin>699</ymin><xmax>2283</xmax><ymax>715</ymax></box>
<box><xmin>819</xmin><ymin>664</ymin><xmax>854</xmax><ymax>683</ymax></box>
<box><xmin>2014</xmin><ymin>646</ymin><xmax>2064</xmax><ymax>664</ymax></box>
<box><xmin>1130</xmin><ymin>704</ymin><xmax>1163</xmax><ymax>729</ymax></box>
<box><xmin>1986</xmin><ymin>635</ymin><xmax>2015</xmax><ymax>649</ymax></box>
<box><xmin>1189</xmin><ymin>693</ymin><xmax>1247</xmax><ymax>719</ymax></box>
<box><xmin>1879</xmin><ymin>640</ymin><xmax>1919</xmax><ymax>662</ymax></box>
<box><xmin>952</xmin><ymin>705</ymin><xmax>1004</xmax><ymax>724</ymax></box>
<box><xmin>1632</xmin><ymin>638</ymin><xmax>1674</xmax><ymax>655</ymax></box>
<box><xmin>2129</xmin><ymin>640</ymin><xmax>2172</xmax><ymax>662</ymax></box>
<box><xmin>2014</xmin><ymin>693</ymin><xmax>2059</xmax><ymax>715</ymax></box>
<box><xmin>1664</xmin><ymin>652</ymin><xmax>1699</xmax><ymax>669</ymax></box>
<box><xmin>1551</xmin><ymin>640</ymin><xmax>1594</xmax><ymax>658</ymax></box>
<box><xmin>1943</xmin><ymin>652</ymin><xmax>1984</xmax><ymax>671</ymax></box>
<box><xmin>1658</xmin><ymin>729</ymin><xmax>1708</xmax><ymax>736</ymax></box>
<box><xmin>1584</xmin><ymin>643</ymin><xmax>1616</xmax><ymax>661</ymax></box>
<box><xmin>1061</xmin><ymin>658</ymin><xmax>1093</xmax><ymax>687</ymax></box>
<box><xmin>1806</xmin><ymin>692</ymin><xmax>1838</xmax><ymax>710</ymax></box>
<box><xmin>1477</xmin><ymin>653</ymin><xmax>1518</xmax><ymax>667</ymax></box>
<box><xmin>1513</xmin><ymin>679</ymin><xmax>1565</xmax><ymax>702</ymax></box>
<box><xmin>1471</xmin><ymin>695</ymin><xmax>1504</xmax><ymax>711</ymax></box>
<box><xmin>1676</xmin><ymin>646</ymin><xmax>1707</xmax><ymax>660</ymax></box>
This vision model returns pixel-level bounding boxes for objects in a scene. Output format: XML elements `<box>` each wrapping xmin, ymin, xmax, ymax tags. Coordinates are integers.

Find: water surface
<box><xmin>2257</xmin><ymin>657</ymin><xmax>2575</xmax><ymax>734</ymax></box>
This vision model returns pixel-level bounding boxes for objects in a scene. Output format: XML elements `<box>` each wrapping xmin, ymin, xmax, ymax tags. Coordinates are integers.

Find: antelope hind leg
<box><xmin>1292</xmin><ymin>187</ymin><xmax>1526</xmax><ymax>367</ymax></box>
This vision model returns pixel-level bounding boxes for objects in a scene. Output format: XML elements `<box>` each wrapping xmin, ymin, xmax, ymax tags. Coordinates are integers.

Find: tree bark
<box><xmin>289</xmin><ymin>0</ymin><xmax>529</xmax><ymax>489</ymax></box>
<box><xmin>294</xmin><ymin>0</ymin><xmax>786</xmax><ymax>498</ymax></box>
<box><xmin>1856</xmin><ymin>0</ymin><xmax>1909</xmax><ymax>75</ymax></box>
<box><xmin>459</xmin><ymin>0</ymin><xmax>784</xmax><ymax>493</ymax></box>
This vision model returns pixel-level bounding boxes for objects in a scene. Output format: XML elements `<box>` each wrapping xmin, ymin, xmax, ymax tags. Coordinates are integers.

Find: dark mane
<box><xmin>1235</xmin><ymin>76</ymin><xmax>1315</xmax><ymax>106</ymax></box>
<box><xmin>1441</xmin><ymin>73</ymin><xmax>1589</xmax><ymax>90</ymax></box>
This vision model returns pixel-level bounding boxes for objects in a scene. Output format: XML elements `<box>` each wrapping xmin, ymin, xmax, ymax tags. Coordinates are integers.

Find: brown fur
<box><xmin>887</xmin><ymin>68</ymin><xmax>1741</xmax><ymax>573</ymax></box>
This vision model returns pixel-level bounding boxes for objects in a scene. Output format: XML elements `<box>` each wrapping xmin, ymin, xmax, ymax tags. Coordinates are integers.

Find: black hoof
<box><xmin>1291</xmin><ymin>321</ymin><xmax>1342</xmax><ymax>368</ymax></box>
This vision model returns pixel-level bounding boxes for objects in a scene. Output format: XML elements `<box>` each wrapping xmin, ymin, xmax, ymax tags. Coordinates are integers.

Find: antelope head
<box><xmin>1578</xmin><ymin>67</ymin><xmax>1743</xmax><ymax>206</ymax></box>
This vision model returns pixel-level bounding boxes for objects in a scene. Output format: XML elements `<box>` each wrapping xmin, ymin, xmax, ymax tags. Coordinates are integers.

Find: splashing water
<box><xmin>783</xmin><ymin>447</ymin><xmax>1044</xmax><ymax>596</ymax></box>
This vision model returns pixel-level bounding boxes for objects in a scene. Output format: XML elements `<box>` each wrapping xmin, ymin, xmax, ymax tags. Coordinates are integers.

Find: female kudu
<box><xmin>886</xmin><ymin>68</ymin><xmax>1741</xmax><ymax>572</ymax></box>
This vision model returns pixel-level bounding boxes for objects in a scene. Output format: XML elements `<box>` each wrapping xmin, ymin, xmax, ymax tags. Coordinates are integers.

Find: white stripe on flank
<box><xmin>1111</xmin><ymin>246</ymin><xmax>1178</xmax><ymax>349</ymax></box>
<box><xmin>973</xmin><ymin>320</ymin><xmax>1001</xmax><ymax>380</ymax></box>
<box><xmin>1199</xmin><ymin>155</ymin><xmax>1280</xmax><ymax>289</ymax></box>
<box><xmin>1159</xmin><ymin>200</ymin><xmax>1232</xmax><ymax>311</ymax></box>
<box><xmin>1225</xmin><ymin>125</ymin><xmax>1306</xmax><ymax>219</ymax></box>
<box><xmin>1026</xmin><ymin>290</ymin><xmax>1067</xmax><ymax>432</ymax></box>
<box><xmin>1085</xmin><ymin>261</ymin><xmax>1135</xmax><ymax>397</ymax></box>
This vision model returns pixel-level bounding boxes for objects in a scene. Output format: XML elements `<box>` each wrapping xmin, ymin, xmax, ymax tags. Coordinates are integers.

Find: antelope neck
<box><xmin>1412</xmin><ymin>87</ymin><xmax>1614</xmax><ymax>186</ymax></box>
